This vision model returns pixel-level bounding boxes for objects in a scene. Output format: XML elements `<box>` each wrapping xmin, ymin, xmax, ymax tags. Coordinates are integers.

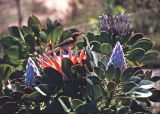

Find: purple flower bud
<box><xmin>99</xmin><ymin>14</ymin><xmax>130</xmax><ymax>36</ymax></box>
<box><xmin>107</xmin><ymin>42</ymin><xmax>127</xmax><ymax>70</ymax></box>
<box><xmin>25</xmin><ymin>57</ymin><xmax>40</xmax><ymax>86</ymax></box>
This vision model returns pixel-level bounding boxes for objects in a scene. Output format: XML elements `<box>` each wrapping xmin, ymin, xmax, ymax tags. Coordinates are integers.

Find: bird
<box><xmin>46</xmin><ymin>32</ymin><xmax>84</xmax><ymax>55</ymax></box>
<box><xmin>54</xmin><ymin>32</ymin><xmax>84</xmax><ymax>50</ymax></box>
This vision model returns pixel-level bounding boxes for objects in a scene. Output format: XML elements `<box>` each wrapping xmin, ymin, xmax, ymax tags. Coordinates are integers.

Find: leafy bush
<box><xmin>0</xmin><ymin>14</ymin><xmax>159</xmax><ymax>114</ymax></box>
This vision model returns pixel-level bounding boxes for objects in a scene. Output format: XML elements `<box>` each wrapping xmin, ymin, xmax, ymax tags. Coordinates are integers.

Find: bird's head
<box><xmin>72</xmin><ymin>32</ymin><xmax>85</xmax><ymax>40</ymax></box>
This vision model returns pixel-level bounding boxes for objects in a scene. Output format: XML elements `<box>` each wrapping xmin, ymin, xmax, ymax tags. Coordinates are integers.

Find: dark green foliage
<box><xmin>0</xmin><ymin>15</ymin><xmax>74</xmax><ymax>67</ymax></box>
<box><xmin>0</xmin><ymin>15</ymin><xmax>159</xmax><ymax>114</ymax></box>
<box><xmin>62</xmin><ymin>58</ymin><xmax>74</xmax><ymax>79</ymax></box>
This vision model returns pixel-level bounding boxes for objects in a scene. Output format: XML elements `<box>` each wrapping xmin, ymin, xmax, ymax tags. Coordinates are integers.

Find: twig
<box><xmin>15</xmin><ymin>0</ymin><xmax>23</xmax><ymax>27</ymax></box>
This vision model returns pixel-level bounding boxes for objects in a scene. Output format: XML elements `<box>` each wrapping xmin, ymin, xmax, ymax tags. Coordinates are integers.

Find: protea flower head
<box><xmin>36</xmin><ymin>47</ymin><xmax>86</xmax><ymax>74</ymax></box>
<box><xmin>25</xmin><ymin>57</ymin><xmax>40</xmax><ymax>86</ymax></box>
<box><xmin>107</xmin><ymin>41</ymin><xmax>127</xmax><ymax>70</ymax></box>
<box><xmin>99</xmin><ymin>14</ymin><xmax>130</xmax><ymax>36</ymax></box>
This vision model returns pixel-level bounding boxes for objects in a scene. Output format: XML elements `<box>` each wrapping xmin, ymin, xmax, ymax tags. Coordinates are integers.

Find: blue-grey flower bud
<box><xmin>25</xmin><ymin>57</ymin><xmax>40</xmax><ymax>86</ymax></box>
<box><xmin>107</xmin><ymin>42</ymin><xmax>127</xmax><ymax>70</ymax></box>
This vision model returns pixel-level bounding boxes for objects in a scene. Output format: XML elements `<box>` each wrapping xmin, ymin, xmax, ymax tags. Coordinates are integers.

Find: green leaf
<box><xmin>24</xmin><ymin>86</ymin><xmax>34</xmax><ymax>94</ymax></box>
<box><xmin>127</xmin><ymin>48</ymin><xmax>145</xmax><ymax>61</ymax></box>
<box><xmin>130</xmin><ymin>100</ymin><xmax>150</xmax><ymax>113</ymax></box>
<box><xmin>151</xmin><ymin>76</ymin><xmax>160</xmax><ymax>82</ymax></box>
<box><xmin>63</xmin><ymin>82</ymin><xmax>80</xmax><ymax>97</ymax></box>
<box><xmin>139</xmin><ymin>51</ymin><xmax>158</xmax><ymax>64</ymax></box>
<box><xmin>144</xmin><ymin>51</ymin><xmax>158</xmax><ymax>58</ymax></box>
<box><xmin>24</xmin><ymin>34</ymin><xmax>36</xmax><ymax>47</ymax></box>
<box><xmin>86</xmin><ymin>32</ymin><xmax>94</xmax><ymax>43</ymax></box>
<box><xmin>96</xmin><ymin>31</ymin><xmax>110</xmax><ymax>43</ymax></box>
<box><xmin>76</xmin><ymin>41</ymin><xmax>85</xmax><ymax>50</ymax></box>
<box><xmin>0</xmin><ymin>37</ymin><xmax>17</xmax><ymax>49</ymax></box>
<box><xmin>62</xmin><ymin>58</ymin><xmax>74</xmax><ymax>79</ymax></box>
<box><xmin>86</xmin><ymin>47</ymin><xmax>94</xmax><ymax>62</ymax></box>
<box><xmin>101</xmin><ymin>55</ymin><xmax>110</xmax><ymax>67</ymax></box>
<box><xmin>106</xmin><ymin>64</ymin><xmax>115</xmax><ymax>80</ymax></box>
<box><xmin>90</xmin><ymin>41</ymin><xmax>101</xmax><ymax>53</ymax></box>
<box><xmin>75</xmin><ymin>102</ymin><xmax>99</xmax><ymax>114</ymax></box>
<box><xmin>123</xmin><ymin>82</ymin><xmax>137</xmax><ymax>92</ymax></box>
<box><xmin>48</xmin><ymin>26</ymin><xmax>64</xmax><ymax>46</ymax></box>
<box><xmin>8</xmin><ymin>26</ymin><xmax>25</xmax><ymax>41</ymax></box>
<box><xmin>6</xmin><ymin>46</ymin><xmax>19</xmax><ymax>62</ymax></box>
<box><xmin>60</xmin><ymin>30</ymin><xmax>71</xmax><ymax>43</ymax></box>
<box><xmin>131</xmin><ymin>39</ymin><xmax>153</xmax><ymax>51</ymax></box>
<box><xmin>28</xmin><ymin>15</ymin><xmax>42</xmax><ymax>30</ymax></box>
<box><xmin>93</xmin><ymin>67</ymin><xmax>105</xmax><ymax>79</ymax></box>
<box><xmin>116</xmin><ymin>106</ymin><xmax>130</xmax><ymax>114</ymax></box>
<box><xmin>46</xmin><ymin>18</ymin><xmax>53</xmax><ymax>31</ymax></box>
<box><xmin>28</xmin><ymin>91</ymin><xmax>47</xmax><ymax>102</ymax></box>
<box><xmin>144</xmin><ymin>71</ymin><xmax>152</xmax><ymax>80</ymax></box>
<box><xmin>132</xmin><ymin>88</ymin><xmax>152</xmax><ymax>98</ymax></box>
<box><xmin>39</xmin><ymin>31</ymin><xmax>47</xmax><ymax>42</ymax></box>
<box><xmin>114</xmin><ymin>67</ymin><xmax>121</xmax><ymax>83</ymax></box>
<box><xmin>34</xmin><ymin>84</ymin><xmax>50</xmax><ymax>96</ymax></box>
<box><xmin>97</xmin><ymin>61</ymin><xmax>106</xmax><ymax>70</ymax></box>
<box><xmin>127</xmin><ymin>33</ymin><xmax>143</xmax><ymax>45</ymax></box>
<box><xmin>129</xmin><ymin>76</ymin><xmax>141</xmax><ymax>84</ymax></box>
<box><xmin>71</xmin><ymin>64</ymin><xmax>86</xmax><ymax>77</ymax></box>
<box><xmin>58</xmin><ymin>96</ymin><xmax>71</xmax><ymax>113</ymax></box>
<box><xmin>107</xmin><ymin>81</ymin><xmax>116</xmax><ymax>92</ymax></box>
<box><xmin>149</xmin><ymin>89</ymin><xmax>160</xmax><ymax>102</ymax></box>
<box><xmin>133</xmin><ymin>68</ymin><xmax>144</xmax><ymax>76</ymax></box>
<box><xmin>17</xmin><ymin>109</ymin><xmax>28</xmax><ymax>114</ymax></box>
<box><xmin>121</xmin><ymin>67</ymin><xmax>133</xmax><ymax>82</ymax></box>
<box><xmin>1</xmin><ymin>102</ymin><xmax>19</xmax><ymax>113</ymax></box>
<box><xmin>101</xmin><ymin>43</ymin><xmax>112</xmax><ymax>55</ymax></box>
<box><xmin>0</xmin><ymin>65</ymin><xmax>12</xmax><ymax>81</ymax></box>
<box><xmin>136</xmin><ymin>98</ymin><xmax>151</xmax><ymax>107</ymax></box>
<box><xmin>43</xmin><ymin>67</ymin><xmax>63</xmax><ymax>85</ymax></box>
<box><xmin>86</xmin><ymin>75</ymin><xmax>101</xmax><ymax>86</ymax></box>
<box><xmin>70</xmin><ymin>99</ymin><xmax>84</xmax><ymax>111</ymax></box>
<box><xmin>91</xmin><ymin>51</ymin><xmax>99</xmax><ymax>66</ymax></box>
<box><xmin>86</xmin><ymin>85</ymin><xmax>103</xmax><ymax>101</ymax></box>
<box><xmin>21</xmin><ymin>26</ymin><xmax>33</xmax><ymax>35</ymax></box>
<box><xmin>121</xmin><ymin>98</ymin><xmax>132</xmax><ymax>106</ymax></box>
<box><xmin>0</xmin><ymin>96</ymin><xmax>14</xmax><ymax>106</ymax></box>
<box><xmin>139</xmin><ymin>80</ymin><xmax>155</xmax><ymax>89</ymax></box>
<box><xmin>10</xmin><ymin>91</ymin><xmax>23</xmax><ymax>101</ymax></box>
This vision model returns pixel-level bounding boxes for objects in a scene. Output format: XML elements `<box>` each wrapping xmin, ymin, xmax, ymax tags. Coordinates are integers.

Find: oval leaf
<box><xmin>90</xmin><ymin>41</ymin><xmax>101</xmax><ymax>52</ymax></box>
<box><xmin>127</xmin><ymin>48</ymin><xmax>145</xmax><ymax>61</ymax></box>
<box><xmin>127</xmin><ymin>33</ymin><xmax>143</xmax><ymax>45</ymax></box>
<box><xmin>121</xmin><ymin>67</ymin><xmax>133</xmax><ymax>82</ymax></box>
<box><xmin>101</xmin><ymin>43</ymin><xmax>112</xmax><ymax>55</ymax></box>
<box><xmin>139</xmin><ymin>80</ymin><xmax>155</xmax><ymax>89</ymax></box>
<box><xmin>107</xmin><ymin>81</ymin><xmax>116</xmax><ymax>92</ymax></box>
<box><xmin>123</xmin><ymin>82</ymin><xmax>137</xmax><ymax>92</ymax></box>
<box><xmin>62</xmin><ymin>58</ymin><xmax>74</xmax><ymax>79</ymax></box>
<box><xmin>43</xmin><ymin>67</ymin><xmax>63</xmax><ymax>85</ymax></box>
<box><xmin>131</xmin><ymin>39</ymin><xmax>152</xmax><ymax>51</ymax></box>
<box><xmin>106</xmin><ymin>64</ymin><xmax>115</xmax><ymax>80</ymax></box>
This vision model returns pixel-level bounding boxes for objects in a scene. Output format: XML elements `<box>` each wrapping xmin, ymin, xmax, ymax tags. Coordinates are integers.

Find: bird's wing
<box><xmin>56</xmin><ymin>37</ymin><xmax>73</xmax><ymax>47</ymax></box>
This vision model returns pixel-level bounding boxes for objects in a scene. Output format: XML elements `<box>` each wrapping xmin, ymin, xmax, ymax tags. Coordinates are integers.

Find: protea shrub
<box><xmin>0</xmin><ymin>15</ymin><xmax>159</xmax><ymax>114</ymax></box>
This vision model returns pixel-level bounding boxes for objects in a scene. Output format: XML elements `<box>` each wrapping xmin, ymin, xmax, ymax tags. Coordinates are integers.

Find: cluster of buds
<box><xmin>99</xmin><ymin>14</ymin><xmax>130</xmax><ymax>36</ymax></box>
<box><xmin>107</xmin><ymin>41</ymin><xmax>127</xmax><ymax>70</ymax></box>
